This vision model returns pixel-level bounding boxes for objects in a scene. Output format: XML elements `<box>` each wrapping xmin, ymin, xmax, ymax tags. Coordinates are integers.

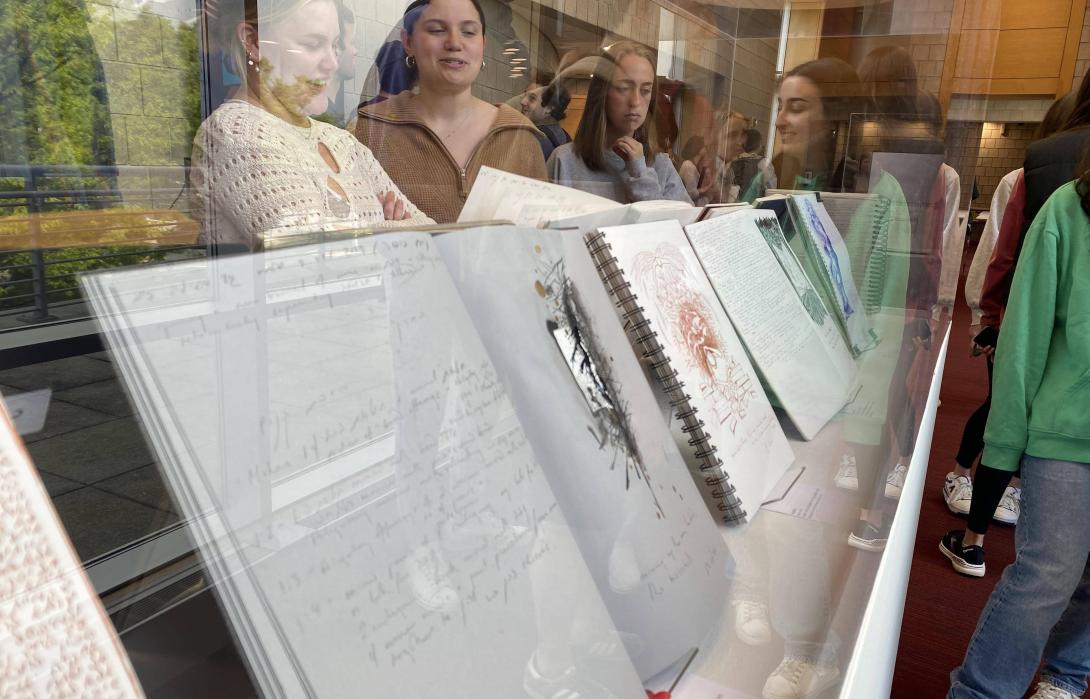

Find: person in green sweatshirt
<box><xmin>947</xmin><ymin>178</ymin><xmax>1090</xmax><ymax>699</ymax></box>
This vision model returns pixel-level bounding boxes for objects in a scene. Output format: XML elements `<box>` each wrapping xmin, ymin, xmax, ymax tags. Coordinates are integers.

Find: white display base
<box><xmin>840</xmin><ymin>326</ymin><xmax>949</xmax><ymax>698</ymax></box>
<box><xmin>647</xmin><ymin>324</ymin><xmax>951</xmax><ymax>699</ymax></box>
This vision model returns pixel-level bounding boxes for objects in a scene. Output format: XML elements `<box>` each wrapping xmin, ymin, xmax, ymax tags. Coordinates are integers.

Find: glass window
<box><xmin>4</xmin><ymin>0</ymin><xmax>1057</xmax><ymax>694</ymax></box>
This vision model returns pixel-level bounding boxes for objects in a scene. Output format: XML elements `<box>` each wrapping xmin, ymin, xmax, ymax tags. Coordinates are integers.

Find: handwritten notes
<box><xmin>685</xmin><ymin>210</ymin><xmax>853</xmax><ymax>440</ymax></box>
<box><xmin>0</xmin><ymin>403</ymin><xmax>143</xmax><ymax>698</ymax></box>
<box><xmin>82</xmin><ymin>234</ymin><xmax>645</xmax><ymax>697</ymax></box>
<box><xmin>458</xmin><ymin>166</ymin><xmax>621</xmax><ymax>227</ymax></box>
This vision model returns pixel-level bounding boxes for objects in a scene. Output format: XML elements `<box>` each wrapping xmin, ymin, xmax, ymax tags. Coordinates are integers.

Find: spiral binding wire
<box><xmin>586</xmin><ymin>231</ymin><xmax>747</xmax><ymax>524</ymax></box>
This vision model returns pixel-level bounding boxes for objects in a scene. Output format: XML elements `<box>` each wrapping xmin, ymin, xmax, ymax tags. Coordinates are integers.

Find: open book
<box><xmin>459</xmin><ymin>167</ymin><xmax>719</xmax><ymax>230</ymax></box>
<box><xmin>0</xmin><ymin>399</ymin><xmax>143</xmax><ymax>697</ymax></box>
<box><xmin>546</xmin><ymin>200</ymin><xmax>704</xmax><ymax>233</ymax></box>
<box><xmin>757</xmin><ymin>193</ymin><xmax>876</xmax><ymax>355</ymax></box>
<box><xmin>457</xmin><ymin>166</ymin><xmax>620</xmax><ymax>226</ymax></box>
<box><xmin>684</xmin><ymin>209</ymin><xmax>855</xmax><ymax>439</ymax></box>
<box><xmin>82</xmin><ymin>229</ymin><xmax>729</xmax><ymax>696</ymax></box>
<box><xmin>436</xmin><ymin>225</ymin><xmax>730</xmax><ymax>675</ymax></box>
<box><xmin>588</xmin><ymin>219</ymin><xmax>795</xmax><ymax>521</ymax></box>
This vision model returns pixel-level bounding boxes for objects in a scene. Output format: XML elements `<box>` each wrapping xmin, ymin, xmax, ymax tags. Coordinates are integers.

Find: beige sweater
<box><xmin>355</xmin><ymin>93</ymin><xmax>547</xmax><ymax>223</ymax></box>
<box><xmin>192</xmin><ymin>100</ymin><xmax>433</xmax><ymax>249</ymax></box>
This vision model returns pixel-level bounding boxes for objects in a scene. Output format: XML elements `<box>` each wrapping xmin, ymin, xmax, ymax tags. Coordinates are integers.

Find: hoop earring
<box><xmin>481</xmin><ymin>59</ymin><xmax>486</xmax><ymax>68</ymax></box>
<box><xmin>405</xmin><ymin>55</ymin><xmax>416</xmax><ymax>68</ymax></box>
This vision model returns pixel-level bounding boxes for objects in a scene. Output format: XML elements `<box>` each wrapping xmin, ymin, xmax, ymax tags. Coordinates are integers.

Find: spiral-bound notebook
<box><xmin>587</xmin><ymin>219</ymin><xmax>795</xmax><ymax>524</ymax></box>
<box><xmin>436</xmin><ymin>225</ymin><xmax>729</xmax><ymax>678</ymax></box>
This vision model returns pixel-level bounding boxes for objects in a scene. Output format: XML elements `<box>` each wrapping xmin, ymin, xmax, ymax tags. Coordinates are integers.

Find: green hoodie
<box><xmin>983</xmin><ymin>181</ymin><xmax>1090</xmax><ymax>472</ymax></box>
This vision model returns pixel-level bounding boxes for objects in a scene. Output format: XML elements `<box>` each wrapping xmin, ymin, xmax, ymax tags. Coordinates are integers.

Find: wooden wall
<box><xmin>940</xmin><ymin>0</ymin><xmax>1087</xmax><ymax>105</ymax></box>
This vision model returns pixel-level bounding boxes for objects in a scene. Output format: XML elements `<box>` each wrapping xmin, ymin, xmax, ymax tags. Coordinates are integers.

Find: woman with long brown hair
<box><xmin>546</xmin><ymin>41</ymin><xmax>691</xmax><ymax>204</ymax></box>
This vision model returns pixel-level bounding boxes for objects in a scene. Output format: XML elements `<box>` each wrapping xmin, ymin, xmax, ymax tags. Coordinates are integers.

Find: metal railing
<box><xmin>0</xmin><ymin>164</ymin><xmax>198</xmax><ymax>324</ymax></box>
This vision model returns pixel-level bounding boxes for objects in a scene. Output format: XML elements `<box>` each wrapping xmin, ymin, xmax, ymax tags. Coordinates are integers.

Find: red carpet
<box><xmin>891</xmin><ymin>264</ymin><xmax>1019</xmax><ymax>697</ymax></box>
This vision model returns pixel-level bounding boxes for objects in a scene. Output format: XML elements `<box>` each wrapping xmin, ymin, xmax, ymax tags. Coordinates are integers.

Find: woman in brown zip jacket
<box><xmin>354</xmin><ymin>0</ymin><xmax>546</xmax><ymax>224</ymax></box>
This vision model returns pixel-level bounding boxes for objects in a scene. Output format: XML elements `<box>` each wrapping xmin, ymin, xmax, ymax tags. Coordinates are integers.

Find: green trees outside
<box><xmin>0</xmin><ymin>1</ymin><xmax>202</xmax><ymax>314</ymax></box>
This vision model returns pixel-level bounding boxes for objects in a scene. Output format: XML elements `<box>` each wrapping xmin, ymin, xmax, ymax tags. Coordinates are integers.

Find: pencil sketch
<box><xmin>754</xmin><ymin>215</ymin><xmax>829</xmax><ymax>326</ymax></box>
<box><xmin>536</xmin><ymin>254</ymin><xmax>664</xmax><ymax>517</ymax></box>
<box><xmin>797</xmin><ymin>196</ymin><xmax>854</xmax><ymax>317</ymax></box>
<box><xmin>630</xmin><ymin>243</ymin><xmax>755</xmax><ymax>435</ymax></box>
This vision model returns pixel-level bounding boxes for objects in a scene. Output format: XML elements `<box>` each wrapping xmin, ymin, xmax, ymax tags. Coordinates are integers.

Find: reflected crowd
<box><xmin>3</xmin><ymin>0</ymin><xmax>1090</xmax><ymax>697</ymax></box>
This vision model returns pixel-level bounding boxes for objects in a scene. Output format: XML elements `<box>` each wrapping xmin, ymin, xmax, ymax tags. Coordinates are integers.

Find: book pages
<box><xmin>597</xmin><ymin>220</ymin><xmax>795</xmax><ymax>518</ymax></box>
<box><xmin>548</xmin><ymin>201</ymin><xmax>702</xmax><ymax>234</ymax></box>
<box><xmin>458</xmin><ymin>166</ymin><xmax>620</xmax><ymax>226</ymax></box>
<box><xmin>0</xmin><ymin>402</ymin><xmax>144</xmax><ymax>698</ymax></box>
<box><xmin>788</xmin><ymin>194</ymin><xmax>876</xmax><ymax>354</ymax></box>
<box><xmin>742</xmin><ymin>205</ymin><xmax>856</xmax><ymax>385</ymax></box>
<box><xmin>685</xmin><ymin>209</ymin><xmax>854</xmax><ymax>439</ymax></box>
<box><xmin>82</xmin><ymin>234</ymin><xmax>646</xmax><ymax>698</ymax></box>
<box><xmin>626</xmin><ymin>200</ymin><xmax>704</xmax><ymax>226</ymax></box>
<box><xmin>699</xmin><ymin>203</ymin><xmax>752</xmax><ymax>221</ymax></box>
<box><xmin>436</xmin><ymin>225</ymin><xmax>730</xmax><ymax>679</ymax></box>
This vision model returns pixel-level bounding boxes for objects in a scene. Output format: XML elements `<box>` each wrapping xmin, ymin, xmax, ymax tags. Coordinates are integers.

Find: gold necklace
<box><xmin>437</xmin><ymin>108</ymin><xmax>475</xmax><ymax>142</ymax></box>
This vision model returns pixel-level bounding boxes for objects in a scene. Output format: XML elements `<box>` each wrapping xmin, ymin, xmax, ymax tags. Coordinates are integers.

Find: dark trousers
<box><xmin>955</xmin><ymin>356</ymin><xmax>1021</xmax><ymax>534</ymax></box>
<box><xmin>955</xmin><ymin>356</ymin><xmax>993</xmax><ymax>469</ymax></box>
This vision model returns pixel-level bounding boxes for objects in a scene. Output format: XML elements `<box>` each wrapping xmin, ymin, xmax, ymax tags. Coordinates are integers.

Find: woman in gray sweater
<box><xmin>546</xmin><ymin>42</ymin><xmax>692</xmax><ymax>204</ymax></box>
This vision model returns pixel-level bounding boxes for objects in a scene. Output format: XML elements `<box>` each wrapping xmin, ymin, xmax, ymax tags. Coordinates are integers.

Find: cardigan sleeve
<box><xmin>353</xmin><ymin>141</ymin><xmax>434</xmax><ymax>226</ymax></box>
<box><xmin>191</xmin><ymin>122</ymin><xmax>302</xmax><ymax>248</ymax></box>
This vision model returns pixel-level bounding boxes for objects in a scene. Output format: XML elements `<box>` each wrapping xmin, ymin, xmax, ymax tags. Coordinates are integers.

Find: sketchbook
<box><xmin>436</xmin><ymin>225</ymin><xmax>729</xmax><ymax>677</ymax></box>
<box><xmin>0</xmin><ymin>401</ymin><xmax>144</xmax><ymax>698</ymax></box>
<box><xmin>684</xmin><ymin>209</ymin><xmax>854</xmax><ymax>439</ymax></box>
<box><xmin>757</xmin><ymin>193</ymin><xmax>876</xmax><ymax>355</ymax></box>
<box><xmin>589</xmin><ymin>219</ymin><xmax>795</xmax><ymax>522</ymax></box>
<box><xmin>82</xmin><ymin>229</ymin><xmax>727</xmax><ymax>696</ymax></box>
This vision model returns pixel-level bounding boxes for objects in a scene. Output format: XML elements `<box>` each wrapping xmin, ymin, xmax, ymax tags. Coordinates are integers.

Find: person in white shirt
<box><xmin>193</xmin><ymin>0</ymin><xmax>432</xmax><ymax>249</ymax></box>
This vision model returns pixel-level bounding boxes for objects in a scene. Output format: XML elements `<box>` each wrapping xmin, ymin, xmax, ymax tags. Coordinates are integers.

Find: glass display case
<box><xmin>4</xmin><ymin>0</ymin><xmax>1064</xmax><ymax>695</ymax></box>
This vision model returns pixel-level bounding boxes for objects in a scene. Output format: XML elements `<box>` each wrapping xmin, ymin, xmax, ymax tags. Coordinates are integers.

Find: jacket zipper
<box><xmin>363</xmin><ymin>111</ymin><xmax>538</xmax><ymax>198</ymax></box>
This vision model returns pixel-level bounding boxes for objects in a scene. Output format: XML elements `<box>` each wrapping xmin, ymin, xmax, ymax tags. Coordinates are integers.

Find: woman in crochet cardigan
<box><xmin>193</xmin><ymin>0</ymin><xmax>432</xmax><ymax>249</ymax></box>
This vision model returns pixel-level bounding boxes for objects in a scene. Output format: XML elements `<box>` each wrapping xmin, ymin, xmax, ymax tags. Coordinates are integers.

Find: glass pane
<box><xmin>6</xmin><ymin>0</ymin><xmax>1062</xmax><ymax>694</ymax></box>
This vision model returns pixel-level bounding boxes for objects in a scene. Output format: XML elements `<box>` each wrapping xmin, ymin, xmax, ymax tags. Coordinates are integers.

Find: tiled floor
<box><xmin>3</xmin><ymin>349</ymin><xmax>257</xmax><ymax>696</ymax></box>
<box><xmin>1</xmin><ymin>353</ymin><xmax>179</xmax><ymax>563</ymax></box>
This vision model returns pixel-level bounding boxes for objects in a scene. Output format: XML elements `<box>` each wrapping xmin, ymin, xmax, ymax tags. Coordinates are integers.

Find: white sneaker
<box><xmin>834</xmin><ymin>454</ymin><xmax>858</xmax><ymax>491</ymax></box>
<box><xmin>762</xmin><ymin>656</ymin><xmax>840</xmax><ymax>699</ymax></box>
<box><xmin>993</xmin><ymin>486</ymin><xmax>1021</xmax><ymax>525</ymax></box>
<box><xmin>1029</xmin><ymin>681</ymin><xmax>1077</xmax><ymax>699</ymax></box>
<box><xmin>884</xmin><ymin>463</ymin><xmax>909</xmax><ymax>499</ymax></box>
<box><xmin>943</xmin><ymin>472</ymin><xmax>973</xmax><ymax>515</ymax></box>
<box><xmin>732</xmin><ymin>600</ymin><xmax>771</xmax><ymax>646</ymax></box>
